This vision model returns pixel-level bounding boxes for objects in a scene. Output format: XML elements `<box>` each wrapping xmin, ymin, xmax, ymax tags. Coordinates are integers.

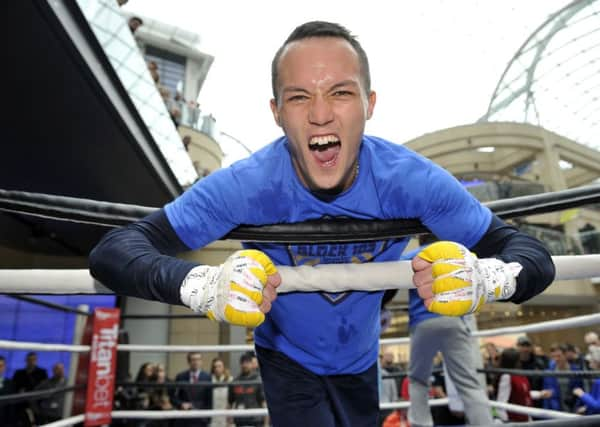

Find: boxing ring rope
<box><xmin>40</xmin><ymin>399</ymin><xmax>590</xmax><ymax>427</ymax></box>
<box><xmin>3</xmin><ymin>311</ymin><xmax>600</xmax><ymax>353</ymax></box>
<box><xmin>1</xmin><ymin>184</ymin><xmax>600</xmax><ymax>242</ymax></box>
<box><xmin>1</xmin><ymin>253</ymin><xmax>599</xmax><ymax>295</ymax></box>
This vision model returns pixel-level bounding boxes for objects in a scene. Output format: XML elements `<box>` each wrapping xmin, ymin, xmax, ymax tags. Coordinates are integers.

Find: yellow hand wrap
<box><xmin>418</xmin><ymin>241</ymin><xmax>521</xmax><ymax>316</ymax></box>
<box><xmin>180</xmin><ymin>249</ymin><xmax>278</xmax><ymax>328</ymax></box>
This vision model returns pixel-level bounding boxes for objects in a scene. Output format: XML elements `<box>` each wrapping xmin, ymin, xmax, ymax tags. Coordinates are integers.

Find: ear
<box><xmin>366</xmin><ymin>90</ymin><xmax>376</xmax><ymax>120</ymax></box>
<box><xmin>270</xmin><ymin>98</ymin><xmax>282</xmax><ymax>127</ymax></box>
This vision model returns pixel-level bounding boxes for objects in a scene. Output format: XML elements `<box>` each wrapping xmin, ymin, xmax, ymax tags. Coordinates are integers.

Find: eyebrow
<box><xmin>328</xmin><ymin>80</ymin><xmax>359</xmax><ymax>91</ymax></box>
<box><xmin>282</xmin><ymin>80</ymin><xmax>360</xmax><ymax>95</ymax></box>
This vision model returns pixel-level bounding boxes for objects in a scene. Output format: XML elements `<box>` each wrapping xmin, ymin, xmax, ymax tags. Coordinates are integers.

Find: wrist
<box><xmin>180</xmin><ymin>265</ymin><xmax>220</xmax><ymax>313</ymax></box>
<box><xmin>476</xmin><ymin>258</ymin><xmax>522</xmax><ymax>303</ymax></box>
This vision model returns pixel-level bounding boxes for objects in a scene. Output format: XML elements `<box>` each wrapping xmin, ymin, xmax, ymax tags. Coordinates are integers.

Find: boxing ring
<box><xmin>1</xmin><ymin>185</ymin><xmax>600</xmax><ymax>426</ymax></box>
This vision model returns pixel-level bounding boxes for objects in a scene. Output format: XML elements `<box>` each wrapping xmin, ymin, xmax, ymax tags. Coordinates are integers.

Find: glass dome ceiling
<box><xmin>481</xmin><ymin>0</ymin><xmax>600</xmax><ymax>151</ymax></box>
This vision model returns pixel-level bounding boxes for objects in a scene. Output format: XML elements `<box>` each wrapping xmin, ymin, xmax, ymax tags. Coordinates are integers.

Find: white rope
<box><xmin>41</xmin><ymin>415</ymin><xmax>85</xmax><ymax>427</ymax></box>
<box><xmin>489</xmin><ymin>400</ymin><xmax>579</xmax><ymax>419</ymax></box>
<box><xmin>1</xmin><ymin>254</ymin><xmax>598</xmax><ymax>294</ymax></box>
<box><xmin>39</xmin><ymin>399</ymin><xmax>573</xmax><ymax>425</ymax></box>
<box><xmin>113</xmin><ymin>408</ymin><xmax>268</xmax><ymax>419</ymax></box>
<box><xmin>473</xmin><ymin>312</ymin><xmax>600</xmax><ymax>338</ymax></box>
<box><xmin>380</xmin><ymin>398</ymin><xmax>448</xmax><ymax>410</ymax></box>
<box><xmin>5</xmin><ymin>311</ymin><xmax>600</xmax><ymax>353</ymax></box>
<box><xmin>118</xmin><ymin>343</ymin><xmax>254</xmax><ymax>352</ymax></box>
<box><xmin>0</xmin><ymin>340</ymin><xmax>90</xmax><ymax>352</ymax></box>
<box><xmin>380</xmin><ymin>312</ymin><xmax>600</xmax><ymax>345</ymax></box>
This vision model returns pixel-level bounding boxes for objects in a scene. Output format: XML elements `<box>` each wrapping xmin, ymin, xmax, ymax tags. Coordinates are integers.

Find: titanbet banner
<box><xmin>84</xmin><ymin>308</ymin><xmax>120</xmax><ymax>427</ymax></box>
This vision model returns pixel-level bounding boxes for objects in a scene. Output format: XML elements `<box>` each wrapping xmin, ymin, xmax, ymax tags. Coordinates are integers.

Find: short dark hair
<box><xmin>271</xmin><ymin>21</ymin><xmax>371</xmax><ymax>103</ymax></box>
<box><xmin>187</xmin><ymin>352</ymin><xmax>201</xmax><ymax>362</ymax></box>
<box><xmin>26</xmin><ymin>351</ymin><xmax>37</xmax><ymax>358</ymax></box>
<box><xmin>0</xmin><ymin>355</ymin><xmax>5</xmax><ymax>362</ymax></box>
<box><xmin>565</xmin><ymin>343</ymin><xmax>577</xmax><ymax>353</ymax></box>
<box><xmin>500</xmin><ymin>348</ymin><xmax>520</xmax><ymax>370</ymax></box>
<box><xmin>240</xmin><ymin>353</ymin><xmax>253</xmax><ymax>364</ymax></box>
<box><xmin>550</xmin><ymin>343</ymin><xmax>568</xmax><ymax>353</ymax></box>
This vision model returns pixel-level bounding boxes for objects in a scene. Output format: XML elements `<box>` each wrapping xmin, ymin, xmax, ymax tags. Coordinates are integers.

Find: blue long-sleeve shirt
<box><xmin>89</xmin><ymin>136</ymin><xmax>555</xmax><ymax>375</ymax></box>
<box><xmin>579</xmin><ymin>379</ymin><xmax>600</xmax><ymax>414</ymax></box>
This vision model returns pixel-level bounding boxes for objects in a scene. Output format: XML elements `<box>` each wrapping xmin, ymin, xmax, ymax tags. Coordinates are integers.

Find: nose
<box><xmin>308</xmin><ymin>95</ymin><xmax>334</xmax><ymax>126</ymax></box>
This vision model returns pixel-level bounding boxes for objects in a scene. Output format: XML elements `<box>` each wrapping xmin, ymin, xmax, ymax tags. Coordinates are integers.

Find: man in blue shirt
<box><xmin>90</xmin><ymin>21</ymin><xmax>555</xmax><ymax>427</ymax></box>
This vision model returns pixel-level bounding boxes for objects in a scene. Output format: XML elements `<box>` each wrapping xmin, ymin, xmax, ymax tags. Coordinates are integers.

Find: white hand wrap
<box><xmin>420</xmin><ymin>241</ymin><xmax>523</xmax><ymax>316</ymax></box>
<box><xmin>179</xmin><ymin>250</ymin><xmax>274</xmax><ymax>327</ymax></box>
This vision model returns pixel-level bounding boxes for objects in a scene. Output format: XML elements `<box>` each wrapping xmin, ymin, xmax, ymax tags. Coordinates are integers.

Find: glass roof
<box><xmin>481</xmin><ymin>0</ymin><xmax>600</xmax><ymax>151</ymax></box>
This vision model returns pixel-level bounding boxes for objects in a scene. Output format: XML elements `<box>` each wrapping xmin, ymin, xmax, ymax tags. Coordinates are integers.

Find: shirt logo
<box><xmin>287</xmin><ymin>241</ymin><xmax>389</xmax><ymax>305</ymax></box>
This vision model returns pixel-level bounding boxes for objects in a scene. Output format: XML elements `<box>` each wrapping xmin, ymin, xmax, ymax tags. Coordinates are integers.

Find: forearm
<box><xmin>471</xmin><ymin>215</ymin><xmax>555</xmax><ymax>303</ymax></box>
<box><xmin>89</xmin><ymin>209</ymin><xmax>198</xmax><ymax>305</ymax></box>
<box><xmin>581</xmin><ymin>393</ymin><xmax>600</xmax><ymax>411</ymax></box>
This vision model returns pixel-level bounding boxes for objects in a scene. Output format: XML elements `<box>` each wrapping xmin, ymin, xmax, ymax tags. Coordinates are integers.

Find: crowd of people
<box><xmin>0</xmin><ymin>350</ymin><xmax>265</xmax><ymax>427</ymax></box>
<box><xmin>378</xmin><ymin>330</ymin><xmax>600</xmax><ymax>425</ymax></box>
<box><xmin>0</xmin><ymin>352</ymin><xmax>67</xmax><ymax>426</ymax></box>
<box><xmin>109</xmin><ymin>350</ymin><xmax>264</xmax><ymax>427</ymax></box>
<box><xmin>3</xmin><ymin>334</ymin><xmax>600</xmax><ymax>426</ymax></box>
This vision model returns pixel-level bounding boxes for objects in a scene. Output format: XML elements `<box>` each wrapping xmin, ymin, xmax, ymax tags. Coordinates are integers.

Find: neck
<box><xmin>308</xmin><ymin>160</ymin><xmax>360</xmax><ymax>201</ymax></box>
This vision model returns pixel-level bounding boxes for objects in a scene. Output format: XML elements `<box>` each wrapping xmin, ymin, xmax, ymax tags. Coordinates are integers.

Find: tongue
<box><xmin>313</xmin><ymin>144</ymin><xmax>340</xmax><ymax>164</ymax></box>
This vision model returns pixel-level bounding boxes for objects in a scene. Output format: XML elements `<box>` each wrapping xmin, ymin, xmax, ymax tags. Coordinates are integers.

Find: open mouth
<box><xmin>309</xmin><ymin>135</ymin><xmax>341</xmax><ymax>167</ymax></box>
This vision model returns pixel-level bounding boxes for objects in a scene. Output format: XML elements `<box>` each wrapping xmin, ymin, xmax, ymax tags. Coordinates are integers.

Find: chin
<box><xmin>310</xmin><ymin>178</ymin><xmax>346</xmax><ymax>194</ymax></box>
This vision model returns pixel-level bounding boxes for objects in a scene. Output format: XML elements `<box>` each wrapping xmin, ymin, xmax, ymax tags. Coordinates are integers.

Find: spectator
<box><xmin>516</xmin><ymin>336</ymin><xmax>547</xmax><ymax>409</ymax></box>
<box><xmin>135</xmin><ymin>362</ymin><xmax>155</xmax><ymax>408</ymax></box>
<box><xmin>0</xmin><ymin>355</ymin><xmax>16</xmax><ymax>425</ymax></box>
<box><xmin>148</xmin><ymin>61</ymin><xmax>160</xmax><ymax>84</ymax></box>
<box><xmin>12</xmin><ymin>351</ymin><xmax>48</xmax><ymax>427</ymax></box>
<box><xmin>128</xmin><ymin>17</ymin><xmax>143</xmax><ymax>34</ymax></box>
<box><xmin>579</xmin><ymin>223</ymin><xmax>600</xmax><ymax>254</ymax></box>
<box><xmin>585</xmin><ymin>331</ymin><xmax>599</xmax><ymax>348</ymax></box>
<box><xmin>483</xmin><ymin>342</ymin><xmax>500</xmax><ymax>398</ymax></box>
<box><xmin>187</xmin><ymin>100</ymin><xmax>201</xmax><ymax>128</ymax></box>
<box><xmin>573</xmin><ymin>346</ymin><xmax>600</xmax><ymax>415</ymax></box>
<box><xmin>245</xmin><ymin>351</ymin><xmax>259</xmax><ymax>374</ymax></box>
<box><xmin>172</xmin><ymin>352</ymin><xmax>211</xmax><ymax>427</ymax></box>
<box><xmin>210</xmin><ymin>358</ymin><xmax>232</xmax><ymax>427</ymax></box>
<box><xmin>494</xmin><ymin>348</ymin><xmax>533</xmax><ymax>422</ymax></box>
<box><xmin>535</xmin><ymin>344</ymin><xmax>583</xmax><ymax>412</ymax></box>
<box><xmin>381</xmin><ymin>349</ymin><xmax>401</xmax><ymax>382</ymax></box>
<box><xmin>534</xmin><ymin>344</ymin><xmax>550</xmax><ymax>368</ymax></box>
<box><xmin>149</xmin><ymin>363</ymin><xmax>173</xmax><ymax>427</ymax></box>
<box><xmin>182</xmin><ymin>135</ymin><xmax>191</xmax><ymax>152</ymax></box>
<box><xmin>228</xmin><ymin>353</ymin><xmax>264</xmax><ymax>427</ymax></box>
<box><xmin>565</xmin><ymin>343</ymin><xmax>586</xmax><ymax>371</ymax></box>
<box><xmin>379</xmin><ymin>351</ymin><xmax>399</xmax><ymax>425</ymax></box>
<box><xmin>33</xmin><ymin>362</ymin><xmax>67</xmax><ymax>424</ymax></box>
<box><xmin>150</xmin><ymin>363</ymin><xmax>173</xmax><ymax>409</ymax></box>
<box><xmin>585</xmin><ymin>331</ymin><xmax>599</xmax><ymax>365</ymax></box>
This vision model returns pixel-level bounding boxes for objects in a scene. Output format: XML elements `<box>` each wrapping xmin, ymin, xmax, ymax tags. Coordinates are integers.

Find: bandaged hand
<box><xmin>412</xmin><ymin>241</ymin><xmax>522</xmax><ymax>316</ymax></box>
<box><xmin>180</xmin><ymin>249</ymin><xmax>280</xmax><ymax>327</ymax></box>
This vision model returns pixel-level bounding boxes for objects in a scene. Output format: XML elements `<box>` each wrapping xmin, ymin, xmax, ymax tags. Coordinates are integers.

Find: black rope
<box><xmin>1</xmin><ymin>185</ymin><xmax>599</xmax><ymax>242</ymax></box>
<box><xmin>8</xmin><ymin>295</ymin><xmax>91</xmax><ymax>316</ymax></box>
<box><xmin>115</xmin><ymin>380</ymin><xmax>262</xmax><ymax>389</ymax></box>
<box><xmin>479</xmin><ymin>367</ymin><xmax>600</xmax><ymax>378</ymax></box>
<box><xmin>0</xmin><ymin>384</ymin><xmax>82</xmax><ymax>407</ymax></box>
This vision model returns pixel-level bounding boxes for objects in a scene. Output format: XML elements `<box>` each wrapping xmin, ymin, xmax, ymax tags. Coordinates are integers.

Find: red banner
<box><xmin>84</xmin><ymin>308</ymin><xmax>120</xmax><ymax>427</ymax></box>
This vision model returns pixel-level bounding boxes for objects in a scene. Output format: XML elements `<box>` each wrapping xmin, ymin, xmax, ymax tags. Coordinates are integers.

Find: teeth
<box><xmin>309</xmin><ymin>135</ymin><xmax>340</xmax><ymax>147</ymax></box>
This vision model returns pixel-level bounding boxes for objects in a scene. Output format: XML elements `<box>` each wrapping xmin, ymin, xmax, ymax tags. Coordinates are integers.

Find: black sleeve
<box><xmin>88</xmin><ymin>209</ymin><xmax>200</xmax><ymax>305</ymax></box>
<box><xmin>470</xmin><ymin>215</ymin><xmax>555</xmax><ymax>303</ymax></box>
